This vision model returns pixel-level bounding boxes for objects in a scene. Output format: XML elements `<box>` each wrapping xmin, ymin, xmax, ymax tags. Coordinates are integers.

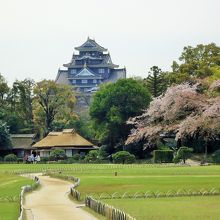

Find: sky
<box><xmin>0</xmin><ymin>0</ymin><xmax>220</xmax><ymax>85</ymax></box>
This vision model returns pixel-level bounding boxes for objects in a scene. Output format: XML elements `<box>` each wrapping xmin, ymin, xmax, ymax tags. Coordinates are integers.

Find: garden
<box><xmin>1</xmin><ymin>164</ymin><xmax>220</xmax><ymax>219</ymax></box>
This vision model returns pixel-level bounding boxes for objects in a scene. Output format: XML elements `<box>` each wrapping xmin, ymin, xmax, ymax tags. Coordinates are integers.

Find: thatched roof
<box><xmin>33</xmin><ymin>129</ymin><xmax>95</xmax><ymax>149</ymax></box>
<box><xmin>11</xmin><ymin>134</ymin><xmax>36</xmax><ymax>149</ymax></box>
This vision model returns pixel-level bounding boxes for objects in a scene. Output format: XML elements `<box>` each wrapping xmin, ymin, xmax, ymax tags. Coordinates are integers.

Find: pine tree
<box><xmin>145</xmin><ymin>66</ymin><xmax>166</xmax><ymax>97</ymax></box>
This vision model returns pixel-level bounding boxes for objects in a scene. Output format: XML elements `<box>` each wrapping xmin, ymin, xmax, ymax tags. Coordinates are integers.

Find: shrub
<box><xmin>49</xmin><ymin>149</ymin><xmax>67</xmax><ymax>161</ymax></box>
<box><xmin>40</xmin><ymin>157</ymin><xmax>49</xmax><ymax>163</ymax></box>
<box><xmin>173</xmin><ymin>146</ymin><xmax>193</xmax><ymax>163</ymax></box>
<box><xmin>17</xmin><ymin>158</ymin><xmax>23</xmax><ymax>163</ymax></box>
<box><xmin>212</xmin><ymin>149</ymin><xmax>220</xmax><ymax>164</ymax></box>
<box><xmin>112</xmin><ymin>151</ymin><xmax>136</xmax><ymax>164</ymax></box>
<box><xmin>153</xmin><ymin>150</ymin><xmax>173</xmax><ymax>163</ymax></box>
<box><xmin>84</xmin><ymin>150</ymin><xmax>99</xmax><ymax>162</ymax></box>
<box><xmin>72</xmin><ymin>153</ymin><xmax>81</xmax><ymax>161</ymax></box>
<box><xmin>4</xmin><ymin>154</ymin><xmax>18</xmax><ymax>163</ymax></box>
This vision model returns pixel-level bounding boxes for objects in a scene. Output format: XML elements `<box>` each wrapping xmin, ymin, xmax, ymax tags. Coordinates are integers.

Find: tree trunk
<box><xmin>204</xmin><ymin>141</ymin><xmax>208</xmax><ymax>163</ymax></box>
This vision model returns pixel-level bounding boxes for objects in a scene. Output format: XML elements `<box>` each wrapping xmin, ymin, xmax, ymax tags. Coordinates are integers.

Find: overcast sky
<box><xmin>0</xmin><ymin>0</ymin><xmax>220</xmax><ymax>85</ymax></box>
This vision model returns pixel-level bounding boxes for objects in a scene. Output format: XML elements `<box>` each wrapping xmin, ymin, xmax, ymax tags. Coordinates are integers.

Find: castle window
<box><xmin>82</xmin><ymin>79</ymin><xmax>87</xmax><ymax>84</ymax></box>
<box><xmin>71</xmin><ymin>69</ymin><xmax>77</xmax><ymax>74</ymax></box>
<box><xmin>93</xmin><ymin>79</ymin><xmax>97</xmax><ymax>83</ymax></box>
<box><xmin>98</xmin><ymin>68</ymin><xmax>105</xmax><ymax>74</ymax></box>
<box><xmin>72</xmin><ymin>79</ymin><xmax>76</xmax><ymax>84</ymax></box>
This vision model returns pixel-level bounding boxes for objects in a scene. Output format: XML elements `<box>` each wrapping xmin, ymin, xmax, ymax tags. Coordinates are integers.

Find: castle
<box><xmin>55</xmin><ymin>38</ymin><xmax>126</xmax><ymax>94</ymax></box>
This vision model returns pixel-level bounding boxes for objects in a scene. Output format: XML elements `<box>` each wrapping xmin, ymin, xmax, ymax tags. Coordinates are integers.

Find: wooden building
<box><xmin>32</xmin><ymin>129</ymin><xmax>97</xmax><ymax>157</ymax></box>
<box><xmin>9</xmin><ymin>134</ymin><xmax>37</xmax><ymax>158</ymax></box>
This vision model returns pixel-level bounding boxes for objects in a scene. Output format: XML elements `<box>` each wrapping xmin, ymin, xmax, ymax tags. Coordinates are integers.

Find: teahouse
<box><xmin>11</xmin><ymin>134</ymin><xmax>37</xmax><ymax>157</ymax></box>
<box><xmin>32</xmin><ymin>129</ymin><xmax>97</xmax><ymax>157</ymax></box>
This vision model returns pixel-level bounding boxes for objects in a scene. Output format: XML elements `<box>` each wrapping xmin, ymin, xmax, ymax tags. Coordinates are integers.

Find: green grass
<box><xmin>1</xmin><ymin>164</ymin><xmax>220</xmax><ymax>219</ymax></box>
<box><xmin>60</xmin><ymin>165</ymin><xmax>220</xmax><ymax>196</ymax></box>
<box><xmin>0</xmin><ymin>172</ymin><xmax>34</xmax><ymax>220</ymax></box>
<box><xmin>104</xmin><ymin>196</ymin><xmax>220</xmax><ymax>220</ymax></box>
<box><xmin>0</xmin><ymin>203</ymin><xmax>19</xmax><ymax>220</ymax></box>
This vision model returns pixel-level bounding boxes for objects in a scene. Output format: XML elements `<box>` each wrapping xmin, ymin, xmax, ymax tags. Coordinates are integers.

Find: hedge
<box><xmin>153</xmin><ymin>150</ymin><xmax>173</xmax><ymax>163</ymax></box>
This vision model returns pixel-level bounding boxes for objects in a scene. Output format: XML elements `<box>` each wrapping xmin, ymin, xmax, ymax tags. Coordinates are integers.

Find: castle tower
<box><xmin>55</xmin><ymin>38</ymin><xmax>126</xmax><ymax>93</ymax></box>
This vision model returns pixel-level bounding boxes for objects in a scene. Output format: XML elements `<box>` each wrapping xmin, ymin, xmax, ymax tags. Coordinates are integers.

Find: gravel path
<box><xmin>24</xmin><ymin>175</ymin><xmax>97</xmax><ymax>220</ymax></box>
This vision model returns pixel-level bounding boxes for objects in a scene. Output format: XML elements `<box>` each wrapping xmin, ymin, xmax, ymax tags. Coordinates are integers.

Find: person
<box><xmin>36</xmin><ymin>154</ymin><xmax>41</xmax><ymax>163</ymax></box>
<box><xmin>30</xmin><ymin>153</ymin><xmax>35</xmax><ymax>164</ymax></box>
<box><xmin>27</xmin><ymin>155</ymin><xmax>32</xmax><ymax>163</ymax></box>
<box><xmin>23</xmin><ymin>154</ymin><xmax>28</xmax><ymax>163</ymax></box>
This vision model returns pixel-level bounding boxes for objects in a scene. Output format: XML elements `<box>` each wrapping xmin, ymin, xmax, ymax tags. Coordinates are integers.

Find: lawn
<box><xmin>0</xmin><ymin>172</ymin><xmax>34</xmax><ymax>220</ymax></box>
<box><xmin>104</xmin><ymin>196</ymin><xmax>220</xmax><ymax>220</ymax></box>
<box><xmin>62</xmin><ymin>165</ymin><xmax>220</xmax><ymax>197</ymax></box>
<box><xmin>1</xmin><ymin>164</ymin><xmax>220</xmax><ymax>220</ymax></box>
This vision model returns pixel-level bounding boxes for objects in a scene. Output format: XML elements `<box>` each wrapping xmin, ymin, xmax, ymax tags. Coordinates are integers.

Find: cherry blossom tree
<box><xmin>126</xmin><ymin>82</ymin><xmax>220</xmax><ymax>160</ymax></box>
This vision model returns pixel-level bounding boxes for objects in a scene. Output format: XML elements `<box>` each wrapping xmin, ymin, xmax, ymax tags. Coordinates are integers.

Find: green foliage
<box><xmin>174</xmin><ymin>147</ymin><xmax>193</xmax><ymax>163</ymax></box>
<box><xmin>145</xmin><ymin>66</ymin><xmax>167</xmax><ymax>97</ymax></box>
<box><xmin>63</xmin><ymin>115</ymin><xmax>95</xmax><ymax>141</ymax></box>
<box><xmin>40</xmin><ymin>157</ymin><xmax>49</xmax><ymax>163</ymax></box>
<box><xmin>90</xmin><ymin>78</ymin><xmax>151</xmax><ymax>148</ymax></box>
<box><xmin>112</xmin><ymin>151</ymin><xmax>136</xmax><ymax>164</ymax></box>
<box><xmin>72</xmin><ymin>153</ymin><xmax>81</xmax><ymax>161</ymax></box>
<box><xmin>4</xmin><ymin>154</ymin><xmax>18</xmax><ymax>162</ymax></box>
<box><xmin>0</xmin><ymin>76</ymin><xmax>35</xmax><ymax>134</ymax></box>
<box><xmin>167</xmin><ymin>43</ymin><xmax>220</xmax><ymax>84</ymax></box>
<box><xmin>0</xmin><ymin>121</ymin><xmax>11</xmax><ymax>149</ymax></box>
<box><xmin>10</xmin><ymin>79</ymin><xmax>35</xmax><ymax>131</ymax></box>
<box><xmin>98</xmin><ymin>145</ymin><xmax>110</xmax><ymax>159</ymax></box>
<box><xmin>33</xmin><ymin>80</ymin><xmax>76</xmax><ymax>135</ymax></box>
<box><xmin>0</xmin><ymin>73</ymin><xmax>9</xmax><ymax>103</ymax></box>
<box><xmin>49</xmin><ymin>149</ymin><xmax>67</xmax><ymax>161</ymax></box>
<box><xmin>153</xmin><ymin>150</ymin><xmax>173</xmax><ymax>163</ymax></box>
<box><xmin>84</xmin><ymin>150</ymin><xmax>99</xmax><ymax>162</ymax></box>
<box><xmin>212</xmin><ymin>150</ymin><xmax>220</xmax><ymax>164</ymax></box>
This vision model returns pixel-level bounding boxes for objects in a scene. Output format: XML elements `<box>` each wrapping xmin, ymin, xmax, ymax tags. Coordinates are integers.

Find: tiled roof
<box><xmin>75</xmin><ymin>38</ymin><xmax>107</xmax><ymax>52</ymax></box>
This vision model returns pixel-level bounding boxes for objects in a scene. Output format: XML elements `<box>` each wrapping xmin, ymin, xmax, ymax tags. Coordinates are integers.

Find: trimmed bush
<box><xmin>4</xmin><ymin>154</ymin><xmax>18</xmax><ymax>163</ymax></box>
<box><xmin>153</xmin><ymin>150</ymin><xmax>173</xmax><ymax>163</ymax></box>
<box><xmin>112</xmin><ymin>151</ymin><xmax>135</xmax><ymax>164</ymax></box>
<box><xmin>72</xmin><ymin>153</ymin><xmax>81</xmax><ymax>161</ymax></box>
<box><xmin>49</xmin><ymin>149</ymin><xmax>67</xmax><ymax>161</ymax></box>
<box><xmin>212</xmin><ymin>149</ymin><xmax>220</xmax><ymax>164</ymax></box>
<box><xmin>40</xmin><ymin>157</ymin><xmax>49</xmax><ymax>163</ymax></box>
<box><xmin>84</xmin><ymin>150</ymin><xmax>100</xmax><ymax>163</ymax></box>
<box><xmin>173</xmin><ymin>146</ymin><xmax>193</xmax><ymax>163</ymax></box>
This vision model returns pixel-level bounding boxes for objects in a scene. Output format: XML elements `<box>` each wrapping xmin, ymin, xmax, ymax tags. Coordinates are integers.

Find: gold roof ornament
<box><xmin>83</xmin><ymin>61</ymin><xmax>87</xmax><ymax>68</ymax></box>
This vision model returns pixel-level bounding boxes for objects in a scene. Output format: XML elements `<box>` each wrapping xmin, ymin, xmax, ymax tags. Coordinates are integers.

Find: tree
<box><xmin>33</xmin><ymin>80</ymin><xmax>76</xmax><ymax>135</ymax></box>
<box><xmin>126</xmin><ymin>83</ymin><xmax>220</xmax><ymax>157</ymax></box>
<box><xmin>90</xmin><ymin>79</ymin><xmax>151</xmax><ymax>151</ymax></box>
<box><xmin>8</xmin><ymin>79</ymin><xmax>35</xmax><ymax>132</ymax></box>
<box><xmin>0</xmin><ymin>121</ymin><xmax>11</xmax><ymax>149</ymax></box>
<box><xmin>0</xmin><ymin>73</ymin><xmax>9</xmax><ymax>103</ymax></box>
<box><xmin>167</xmin><ymin>43</ymin><xmax>220</xmax><ymax>84</ymax></box>
<box><xmin>4</xmin><ymin>154</ymin><xmax>18</xmax><ymax>163</ymax></box>
<box><xmin>173</xmin><ymin>147</ymin><xmax>193</xmax><ymax>164</ymax></box>
<box><xmin>145</xmin><ymin>66</ymin><xmax>167</xmax><ymax>97</ymax></box>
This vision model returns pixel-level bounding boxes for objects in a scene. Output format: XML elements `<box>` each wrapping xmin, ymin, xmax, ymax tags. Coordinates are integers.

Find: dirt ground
<box><xmin>24</xmin><ymin>175</ymin><xmax>97</xmax><ymax>220</ymax></box>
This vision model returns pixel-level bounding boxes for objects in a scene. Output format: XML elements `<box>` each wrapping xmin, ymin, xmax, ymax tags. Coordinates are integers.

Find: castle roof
<box><xmin>75</xmin><ymin>37</ymin><xmax>107</xmax><ymax>52</ymax></box>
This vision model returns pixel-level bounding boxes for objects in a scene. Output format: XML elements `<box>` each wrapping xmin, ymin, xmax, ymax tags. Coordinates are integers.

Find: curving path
<box><xmin>24</xmin><ymin>174</ymin><xmax>97</xmax><ymax>220</ymax></box>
